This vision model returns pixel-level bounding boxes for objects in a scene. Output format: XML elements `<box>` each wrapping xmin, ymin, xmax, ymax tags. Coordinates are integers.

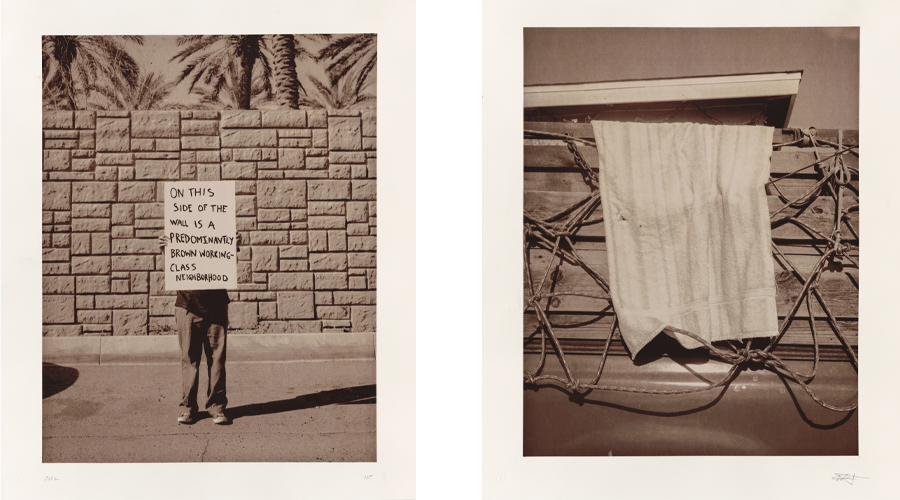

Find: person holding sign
<box><xmin>159</xmin><ymin>231</ymin><xmax>240</xmax><ymax>426</ymax></box>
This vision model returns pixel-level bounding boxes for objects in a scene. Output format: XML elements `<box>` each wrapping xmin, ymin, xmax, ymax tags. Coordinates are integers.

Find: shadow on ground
<box><xmin>43</xmin><ymin>362</ymin><xmax>79</xmax><ymax>399</ymax></box>
<box><xmin>227</xmin><ymin>385</ymin><xmax>376</xmax><ymax>421</ymax></box>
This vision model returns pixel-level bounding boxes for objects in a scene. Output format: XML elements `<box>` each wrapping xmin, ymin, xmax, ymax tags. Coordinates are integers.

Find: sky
<box><xmin>524</xmin><ymin>28</ymin><xmax>859</xmax><ymax>130</ymax></box>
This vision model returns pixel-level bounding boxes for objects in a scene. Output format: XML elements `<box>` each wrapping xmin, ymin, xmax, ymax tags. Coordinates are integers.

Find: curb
<box><xmin>43</xmin><ymin>332</ymin><xmax>375</xmax><ymax>365</ymax></box>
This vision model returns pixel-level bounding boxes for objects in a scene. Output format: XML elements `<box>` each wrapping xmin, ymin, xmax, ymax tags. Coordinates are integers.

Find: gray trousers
<box><xmin>175</xmin><ymin>307</ymin><xmax>227</xmax><ymax>413</ymax></box>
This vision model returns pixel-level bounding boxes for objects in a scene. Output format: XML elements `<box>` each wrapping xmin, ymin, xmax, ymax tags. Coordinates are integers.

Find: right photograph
<box><xmin>522</xmin><ymin>27</ymin><xmax>859</xmax><ymax>456</ymax></box>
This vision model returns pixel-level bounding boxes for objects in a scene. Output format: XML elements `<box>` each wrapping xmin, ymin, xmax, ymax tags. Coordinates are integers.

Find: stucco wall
<box><xmin>42</xmin><ymin>109</ymin><xmax>376</xmax><ymax>336</ymax></box>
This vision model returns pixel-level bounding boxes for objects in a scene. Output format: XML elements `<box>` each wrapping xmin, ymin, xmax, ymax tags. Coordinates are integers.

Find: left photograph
<box><xmin>41</xmin><ymin>34</ymin><xmax>377</xmax><ymax>462</ymax></box>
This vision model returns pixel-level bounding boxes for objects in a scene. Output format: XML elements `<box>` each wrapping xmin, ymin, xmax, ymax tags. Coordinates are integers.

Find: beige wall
<box><xmin>42</xmin><ymin>109</ymin><xmax>376</xmax><ymax>336</ymax></box>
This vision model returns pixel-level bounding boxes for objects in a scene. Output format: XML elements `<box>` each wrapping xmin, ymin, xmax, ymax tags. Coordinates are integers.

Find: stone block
<box><xmin>131</xmin><ymin>138</ymin><xmax>155</xmax><ymax>151</ymax></box>
<box><xmin>279</xmin><ymin>138</ymin><xmax>312</xmax><ymax>148</ymax></box>
<box><xmin>228</xmin><ymin>301</ymin><xmax>259</xmax><ymax>329</ymax></box>
<box><xmin>137</xmin><ymin>152</ymin><xmax>180</xmax><ymax>160</ymax></box>
<box><xmin>92</xmin><ymin>232</ymin><xmax>110</xmax><ymax>254</ymax></box>
<box><xmin>113</xmin><ymin>309</ymin><xmax>148</xmax><ymax>335</ymax></box>
<box><xmin>237</xmin><ymin>261</ymin><xmax>252</xmax><ymax>283</ymax></box>
<box><xmin>43</xmin><ymin>262</ymin><xmax>70</xmax><ymax>274</ymax></box>
<box><xmin>348</xmin><ymin>236</ymin><xmax>376</xmax><ymax>251</ymax></box>
<box><xmin>314</xmin><ymin>272</ymin><xmax>348</xmax><ymax>290</ymax></box>
<box><xmin>330</xmin><ymin>151</ymin><xmax>367</xmax><ymax>164</ymax></box>
<box><xmin>352</xmin><ymin>180</ymin><xmax>376</xmax><ymax>200</ymax></box>
<box><xmin>291</xmin><ymin>209</ymin><xmax>308</xmax><ymax>221</ymax></box>
<box><xmin>249</xmin><ymin>230</ymin><xmax>289</xmax><ymax>245</ymax></box>
<box><xmin>349</xmin><ymin>276</ymin><xmax>367</xmax><ymax>289</ymax></box>
<box><xmin>366</xmin><ymin>269</ymin><xmax>376</xmax><ymax>289</ymax></box>
<box><xmin>268</xmin><ymin>272</ymin><xmax>314</xmax><ymax>290</ymax></box>
<box><xmin>112</xmin><ymin>203</ymin><xmax>135</xmax><ymax>225</ymax></box>
<box><xmin>308</xmin><ymin>201</ymin><xmax>345</xmax><ymax>216</ymax></box>
<box><xmin>257</xmin><ymin>180</ymin><xmax>306</xmax><ymax>208</ymax></box>
<box><xmin>309</xmin><ymin>253</ymin><xmax>348</xmax><ymax>271</ymax></box>
<box><xmin>328</xmin><ymin>230</ymin><xmax>347</xmax><ymax>251</ymax></box>
<box><xmin>118</xmin><ymin>182</ymin><xmax>156</xmax><ymax>202</ymax></box>
<box><xmin>135</xmin><ymin>159</ymin><xmax>180</xmax><ymax>180</ymax></box>
<box><xmin>70</xmin><ymin>204</ymin><xmax>109</xmax><ymax>219</ymax></box>
<box><xmin>135</xmin><ymin>203</ymin><xmax>163</xmax><ymax>219</ymax></box>
<box><xmin>94</xmin><ymin>167</ymin><xmax>116</xmax><ymax>181</ymax></box>
<box><xmin>235</xmin><ymin>181</ymin><xmax>257</xmax><ymax>195</ymax></box>
<box><xmin>95</xmin><ymin>294</ymin><xmax>148</xmax><ymax>309</ymax></box>
<box><xmin>363</xmin><ymin>137</ymin><xmax>377</xmax><ymax>150</ymax></box>
<box><xmin>148</xmin><ymin>316</ymin><xmax>176</xmax><ymax>334</ymax></box>
<box><xmin>111</xmin><ymin>255</ymin><xmax>155</xmax><ymax>271</ymax></box>
<box><xmin>76</xmin><ymin>295</ymin><xmax>95</xmax><ymax>309</ymax></box>
<box><xmin>197</xmin><ymin>164</ymin><xmax>221</xmax><ymax>181</ymax></box>
<box><xmin>149</xmin><ymin>296</ymin><xmax>176</xmax><ymax>316</ymax></box>
<box><xmin>119</xmin><ymin>167</ymin><xmax>136</xmax><ymax>180</ymax></box>
<box><xmin>134</xmin><ymin>219</ymin><xmax>164</xmax><ymax>229</ymax></box>
<box><xmin>332</xmin><ymin>164</ymin><xmax>353</xmax><ymax>178</ymax></box>
<box><xmin>111</xmin><ymin>226</ymin><xmax>134</xmax><ymax>238</ymax></box>
<box><xmin>290</xmin><ymin>231</ymin><xmax>308</xmax><ymax>245</ymax></box>
<box><xmin>361</xmin><ymin>110</ymin><xmax>376</xmax><ymax>136</ymax></box>
<box><xmin>262</xmin><ymin>110</ymin><xmax>307</xmax><ymax>128</ymax></box>
<box><xmin>70</xmin><ymin>233</ymin><xmax>90</xmax><ymax>254</ymax></box>
<box><xmin>131</xmin><ymin>111</ymin><xmax>180</xmax><ymax>138</ymax></box>
<box><xmin>315</xmin><ymin>292</ymin><xmax>333</xmax><ymax>305</ymax></box>
<box><xmin>278</xmin><ymin>148</ymin><xmax>305</xmax><ymax>169</ymax></box>
<box><xmin>74</xmin><ymin>111</ymin><xmax>95</xmax><ymax>129</ymax></box>
<box><xmin>156</xmin><ymin>139</ymin><xmax>181</xmax><ymax>151</ymax></box>
<box><xmin>43</xmin><ymin>295</ymin><xmax>75</xmax><ymax>323</ymax></box>
<box><xmin>351</xmin><ymin>164</ymin><xmax>367</xmax><ymax>179</ymax></box>
<box><xmin>96</xmin><ymin>117</ymin><xmax>130</xmax><ymax>152</ymax></box>
<box><xmin>328</xmin><ymin>117</ymin><xmax>362</xmax><ymax>151</ymax></box>
<box><xmin>71</xmin><ymin>158</ymin><xmax>95</xmax><ymax>171</ymax></box>
<box><xmin>351</xmin><ymin>305</ymin><xmax>376</xmax><ymax>332</ymax></box>
<box><xmin>196</xmin><ymin>150</ymin><xmax>221</xmax><ymax>163</ymax></box>
<box><xmin>252</xmin><ymin>246</ymin><xmax>278</xmax><ymax>272</ymax></box>
<box><xmin>69</xmin><ymin>218</ymin><xmax>108</xmax><ymax>232</ymax></box>
<box><xmin>309</xmin><ymin>231</ymin><xmax>327</xmax><ymax>252</ymax></box>
<box><xmin>284</xmin><ymin>170</ymin><xmax>328</xmax><ymax>179</ymax></box>
<box><xmin>76</xmin><ymin>276</ymin><xmax>110</xmax><ymax>294</ymax></box>
<box><xmin>43</xmin><ymin>182</ymin><xmax>71</xmax><ymax>210</ymax></box>
<box><xmin>42</xmin><ymin>248</ymin><xmax>70</xmax><ymax>262</ymax></box>
<box><xmin>334</xmin><ymin>291</ymin><xmax>376</xmax><ymax>305</ymax></box>
<box><xmin>221</xmin><ymin>110</ymin><xmax>261</xmax><ymax>128</ymax></box>
<box><xmin>308</xmin><ymin>216</ymin><xmax>345</xmax><ymax>229</ymax></box>
<box><xmin>192</xmin><ymin>110</ymin><xmax>219</xmax><ymax>120</ymax></box>
<box><xmin>43</xmin><ymin>150</ymin><xmax>70</xmax><ymax>171</ymax></box>
<box><xmin>131</xmin><ymin>272</ymin><xmax>149</xmax><ymax>293</ymax></box>
<box><xmin>43</xmin><ymin>276</ymin><xmax>75</xmax><ymax>294</ymax></box>
<box><xmin>348</xmin><ymin>252</ymin><xmax>376</xmax><ymax>268</ymax></box>
<box><xmin>307</xmin><ymin>180</ymin><xmax>351</xmax><ymax>200</ymax></box>
<box><xmin>52</xmin><ymin>233</ymin><xmax>70</xmax><ymax>248</ymax></box>
<box><xmin>222</xmin><ymin>162</ymin><xmax>257</xmax><ymax>179</ymax></box>
<box><xmin>312</xmin><ymin>129</ymin><xmax>328</xmax><ymax>148</ymax></box>
<box><xmin>258</xmin><ymin>302</ymin><xmax>277</xmax><ymax>320</ymax></box>
<box><xmin>276</xmin><ymin>291</ymin><xmax>315</xmax><ymax>319</ymax></box>
<box><xmin>111</xmin><ymin>238</ymin><xmax>158</xmax><ymax>254</ymax></box>
<box><xmin>43</xmin><ymin>325</ymin><xmax>83</xmax><ymax>337</ymax></box>
<box><xmin>233</xmin><ymin>148</ymin><xmax>262</xmax><ymax>161</ymax></box>
<box><xmin>43</xmin><ymin>110</ymin><xmax>73</xmax><ymax>129</ymax></box>
<box><xmin>279</xmin><ymin>260</ymin><xmax>307</xmax><ymax>271</ymax></box>
<box><xmin>308</xmin><ymin>110</ymin><xmax>327</xmax><ymax>128</ymax></box>
<box><xmin>78</xmin><ymin>309</ymin><xmax>112</xmax><ymax>324</ymax></box>
<box><xmin>259</xmin><ymin>208</ymin><xmax>290</xmax><ymax>222</ymax></box>
<box><xmin>182</xmin><ymin>119</ymin><xmax>220</xmax><ymax>136</ymax></box>
<box><xmin>221</xmin><ymin>129</ymin><xmax>277</xmax><ymax>148</ymax></box>
<box><xmin>181</xmin><ymin>136</ymin><xmax>220</xmax><ymax>150</ymax></box>
<box><xmin>234</xmin><ymin>195</ymin><xmax>256</xmax><ymax>216</ymax></box>
<box><xmin>317</xmin><ymin>305</ymin><xmax>350</xmax><ymax>320</ymax></box>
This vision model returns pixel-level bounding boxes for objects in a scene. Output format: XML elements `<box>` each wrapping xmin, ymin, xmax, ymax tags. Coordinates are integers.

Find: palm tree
<box><xmin>170</xmin><ymin>35</ymin><xmax>272</xmax><ymax>110</ymax></box>
<box><xmin>42</xmin><ymin>35</ymin><xmax>145</xmax><ymax>110</ymax></box>
<box><xmin>317</xmin><ymin>34</ymin><xmax>376</xmax><ymax>99</ymax></box>
<box><xmin>271</xmin><ymin>35</ymin><xmax>301</xmax><ymax>109</ymax></box>
<box><xmin>194</xmin><ymin>58</ymin><xmax>274</xmax><ymax>110</ymax></box>
<box><xmin>89</xmin><ymin>71</ymin><xmax>177</xmax><ymax>110</ymax></box>
<box><xmin>298</xmin><ymin>74</ymin><xmax>375</xmax><ymax>111</ymax></box>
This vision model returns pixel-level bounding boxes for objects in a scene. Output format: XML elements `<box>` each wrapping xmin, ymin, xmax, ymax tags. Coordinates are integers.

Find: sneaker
<box><xmin>177</xmin><ymin>411</ymin><xmax>196</xmax><ymax>424</ymax></box>
<box><xmin>211</xmin><ymin>411</ymin><xmax>228</xmax><ymax>425</ymax></box>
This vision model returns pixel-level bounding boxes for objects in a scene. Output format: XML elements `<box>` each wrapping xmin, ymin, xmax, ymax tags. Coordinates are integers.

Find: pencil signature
<box><xmin>833</xmin><ymin>473</ymin><xmax>868</xmax><ymax>485</ymax></box>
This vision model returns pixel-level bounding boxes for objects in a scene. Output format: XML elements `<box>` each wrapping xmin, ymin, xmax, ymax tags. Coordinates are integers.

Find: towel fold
<box><xmin>591</xmin><ymin>121</ymin><xmax>779</xmax><ymax>358</ymax></box>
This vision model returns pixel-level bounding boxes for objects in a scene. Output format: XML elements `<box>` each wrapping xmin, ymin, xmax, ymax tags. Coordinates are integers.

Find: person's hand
<box><xmin>158</xmin><ymin>234</ymin><xmax>169</xmax><ymax>253</ymax></box>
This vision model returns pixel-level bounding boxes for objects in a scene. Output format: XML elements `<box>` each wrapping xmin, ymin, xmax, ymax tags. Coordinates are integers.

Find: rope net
<box><xmin>523</xmin><ymin>127</ymin><xmax>859</xmax><ymax>412</ymax></box>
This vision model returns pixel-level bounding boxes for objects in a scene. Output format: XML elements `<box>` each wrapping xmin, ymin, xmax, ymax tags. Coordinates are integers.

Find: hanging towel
<box><xmin>591</xmin><ymin>121</ymin><xmax>779</xmax><ymax>358</ymax></box>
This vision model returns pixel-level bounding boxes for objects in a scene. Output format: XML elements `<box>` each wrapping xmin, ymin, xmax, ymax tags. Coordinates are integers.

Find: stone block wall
<box><xmin>42</xmin><ymin>109</ymin><xmax>376</xmax><ymax>336</ymax></box>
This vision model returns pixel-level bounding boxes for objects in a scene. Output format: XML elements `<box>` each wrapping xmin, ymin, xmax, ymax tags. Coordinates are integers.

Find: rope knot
<box><xmin>524</xmin><ymin>372</ymin><xmax>536</xmax><ymax>385</ymax></box>
<box><xmin>740</xmin><ymin>348</ymin><xmax>769</xmax><ymax>364</ymax></box>
<box><xmin>565</xmin><ymin>379</ymin><xmax>582</xmax><ymax>391</ymax></box>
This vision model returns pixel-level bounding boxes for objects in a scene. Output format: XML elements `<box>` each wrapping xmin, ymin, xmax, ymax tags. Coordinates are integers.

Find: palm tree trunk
<box><xmin>236</xmin><ymin>36</ymin><xmax>259</xmax><ymax>110</ymax></box>
<box><xmin>272</xmin><ymin>35</ymin><xmax>299</xmax><ymax>109</ymax></box>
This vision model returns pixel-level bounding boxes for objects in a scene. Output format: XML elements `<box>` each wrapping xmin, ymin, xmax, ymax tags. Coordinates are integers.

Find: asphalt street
<box><xmin>42</xmin><ymin>359</ymin><xmax>376</xmax><ymax>462</ymax></box>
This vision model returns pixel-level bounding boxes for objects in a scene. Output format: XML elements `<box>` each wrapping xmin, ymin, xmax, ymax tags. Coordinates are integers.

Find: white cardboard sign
<box><xmin>164</xmin><ymin>181</ymin><xmax>237</xmax><ymax>290</ymax></box>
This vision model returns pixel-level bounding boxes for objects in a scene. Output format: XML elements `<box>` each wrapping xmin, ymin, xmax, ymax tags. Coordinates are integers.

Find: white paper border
<box><xmin>483</xmin><ymin>1</ymin><xmax>900</xmax><ymax>499</ymax></box>
<box><xmin>1</xmin><ymin>1</ymin><xmax>415</xmax><ymax>498</ymax></box>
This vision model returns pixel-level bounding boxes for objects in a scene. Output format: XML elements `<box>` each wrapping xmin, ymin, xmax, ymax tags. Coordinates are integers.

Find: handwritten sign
<box><xmin>164</xmin><ymin>181</ymin><xmax>237</xmax><ymax>290</ymax></box>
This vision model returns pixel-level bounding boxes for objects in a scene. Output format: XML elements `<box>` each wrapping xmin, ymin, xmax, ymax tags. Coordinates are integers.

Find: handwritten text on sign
<box><xmin>164</xmin><ymin>181</ymin><xmax>237</xmax><ymax>290</ymax></box>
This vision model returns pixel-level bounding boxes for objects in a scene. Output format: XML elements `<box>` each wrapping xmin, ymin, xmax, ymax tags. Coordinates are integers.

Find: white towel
<box><xmin>591</xmin><ymin>121</ymin><xmax>779</xmax><ymax>358</ymax></box>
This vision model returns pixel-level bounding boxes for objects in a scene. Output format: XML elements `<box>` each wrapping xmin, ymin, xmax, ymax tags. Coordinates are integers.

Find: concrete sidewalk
<box><xmin>42</xmin><ymin>359</ymin><xmax>376</xmax><ymax>462</ymax></box>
